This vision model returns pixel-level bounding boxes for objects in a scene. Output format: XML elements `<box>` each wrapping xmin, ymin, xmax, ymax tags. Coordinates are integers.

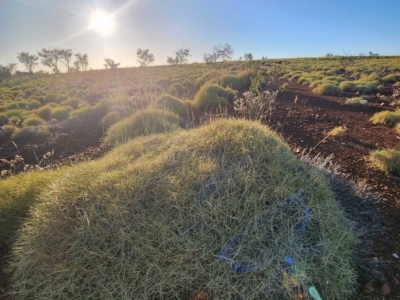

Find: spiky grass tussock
<box><xmin>345</xmin><ymin>97</ymin><xmax>369</xmax><ymax>107</ymax></box>
<box><xmin>192</xmin><ymin>83</ymin><xmax>235</xmax><ymax>111</ymax></box>
<box><xmin>9</xmin><ymin>119</ymin><xmax>357</xmax><ymax>299</ymax></box>
<box><xmin>312</xmin><ymin>83</ymin><xmax>341</xmax><ymax>96</ymax></box>
<box><xmin>369</xmin><ymin>148</ymin><xmax>400</xmax><ymax>176</ymax></box>
<box><xmin>328</xmin><ymin>126</ymin><xmax>346</xmax><ymax>137</ymax></box>
<box><xmin>103</xmin><ymin>108</ymin><xmax>182</xmax><ymax>147</ymax></box>
<box><xmin>369</xmin><ymin>109</ymin><xmax>400</xmax><ymax>127</ymax></box>
<box><xmin>154</xmin><ymin>94</ymin><xmax>188</xmax><ymax>117</ymax></box>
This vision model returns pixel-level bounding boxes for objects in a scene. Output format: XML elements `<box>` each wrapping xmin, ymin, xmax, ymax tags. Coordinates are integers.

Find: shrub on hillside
<box><xmin>11</xmin><ymin>125</ymin><xmax>50</xmax><ymax>142</ymax></box>
<box><xmin>27</xmin><ymin>99</ymin><xmax>42</xmax><ymax>109</ymax></box>
<box><xmin>169</xmin><ymin>82</ymin><xmax>186</xmax><ymax>96</ymax></box>
<box><xmin>104</xmin><ymin>108</ymin><xmax>181</xmax><ymax>146</ymax></box>
<box><xmin>85</xmin><ymin>90</ymin><xmax>103</xmax><ymax>104</ymax></box>
<box><xmin>62</xmin><ymin>97</ymin><xmax>87</xmax><ymax>109</ymax></box>
<box><xmin>192</xmin><ymin>83</ymin><xmax>235</xmax><ymax>111</ymax></box>
<box><xmin>6</xmin><ymin>100</ymin><xmax>30</xmax><ymax>110</ymax></box>
<box><xmin>22</xmin><ymin>115</ymin><xmax>45</xmax><ymax>127</ymax></box>
<box><xmin>312</xmin><ymin>83</ymin><xmax>341</xmax><ymax>96</ymax></box>
<box><xmin>0</xmin><ymin>114</ymin><xmax>9</xmax><ymax>126</ymax></box>
<box><xmin>1</xmin><ymin>124</ymin><xmax>18</xmax><ymax>137</ymax></box>
<box><xmin>42</xmin><ymin>93</ymin><xmax>57</xmax><ymax>103</ymax></box>
<box><xmin>35</xmin><ymin>104</ymin><xmax>57</xmax><ymax>120</ymax></box>
<box><xmin>68</xmin><ymin>100</ymin><xmax>109</xmax><ymax>125</ymax></box>
<box><xmin>55</xmin><ymin>94</ymin><xmax>69</xmax><ymax>103</ymax></box>
<box><xmin>155</xmin><ymin>94</ymin><xmax>188</xmax><ymax>117</ymax></box>
<box><xmin>51</xmin><ymin>106</ymin><xmax>73</xmax><ymax>121</ymax></box>
<box><xmin>220</xmin><ymin>71</ymin><xmax>253</xmax><ymax>90</ymax></box>
<box><xmin>166</xmin><ymin>86</ymin><xmax>178</xmax><ymax>96</ymax></box>
<box><xmin>100</xmin><ymin>112</ymin><xmax>120</xmax><ymax>130</ymax></box>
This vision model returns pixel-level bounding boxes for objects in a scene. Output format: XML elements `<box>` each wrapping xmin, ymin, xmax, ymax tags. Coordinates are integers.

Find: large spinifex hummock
<box><xmin>10</xmin><ymin>119</ymin><xmax>356</xmax><ymax>299</ymax></box>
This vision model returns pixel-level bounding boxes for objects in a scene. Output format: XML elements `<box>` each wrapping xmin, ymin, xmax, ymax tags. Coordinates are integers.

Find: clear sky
<box><xmin>1</xmin><ymin>0</ymin><xmax>400</xmax><ymax>72</ymax></box>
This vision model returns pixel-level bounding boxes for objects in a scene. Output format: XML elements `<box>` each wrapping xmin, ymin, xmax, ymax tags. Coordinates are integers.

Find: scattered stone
<box><xmin>392</xmin><ymin>253</ymin><xmax>399</xmax><ymax>259</ymax></box>
<box><xmin>381</xmin><ymin>283</ymin><xmax>390</xmax><ymax>295</ymax></box>
<box><xmin>372</xmin><ymin>257</ymin><xmax>379</xmax><ymax>261</ymax></box>
<box><xmin>362</xmin><ymin>282</ymin><xmax>374</xmax><ymax>294</ymax></box>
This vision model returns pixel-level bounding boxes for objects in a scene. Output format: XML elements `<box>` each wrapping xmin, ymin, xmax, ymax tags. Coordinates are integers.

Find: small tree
<box><xmin>0</xmin><ymin>65</ymin><xmax>12</xmax><ymax>80</ymax></box>
<box><xmin>136</xmin><ymin>48</ymin><xmax>155</xmax><ymax>67</ymax></box>
<box><xmin>75</xmin><ymin>53</ymin><xmax>89</xmax><ymax>71</ymax></box>
<box><xmin>203</xmin><ymin>43</ymin><xmax>233</xmax><ymax>65</ymax></box>
<box><xmin>17</xmin><ymin>52</ymin><xmax>38</xmax><ymax>73</ymax></box>
<box><xmin>104</xmin><ymin>58</ymin><xmax>120</xmax><ymax>69</ymax></box>
<box><xmin>244</xmin><ymin>53</ymin><xmax>253</xmax><ymax>61</ymax></box>
<box><xmin>60</xmin><ymin>49</ymin><xmax>73</xmax><ymax>72</ymax></box>
<box><xmin>38</xmin><ymin>48</ymin><xmax>63</xmax><ymax>73</ymax></box>
<box><xmin>167</xmin><ymin>48</ymin><xmax>190</xmax><ymax>66</ymax></box>
<box><xmin>369</xmin><ymin>51</ymin><xmax>379</xmax><ymax>58</ymax></box>
<box><xmin>73</xmin><ymin>60</ymin><xmax>81</xmax><ymax>71</ymax></box>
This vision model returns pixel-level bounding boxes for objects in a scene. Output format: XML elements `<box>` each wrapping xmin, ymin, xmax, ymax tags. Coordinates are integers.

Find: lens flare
<box><xmin>89</xmin><ymin>10</ymin><xmax>115</xmax><ymax>36</ymax></box>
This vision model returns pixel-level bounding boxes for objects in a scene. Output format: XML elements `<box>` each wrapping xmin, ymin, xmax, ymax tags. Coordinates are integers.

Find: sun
<box><xmin>89</xmin><ymin>10</ymin><xmax>115</xmax><ymax>36</ymax></box>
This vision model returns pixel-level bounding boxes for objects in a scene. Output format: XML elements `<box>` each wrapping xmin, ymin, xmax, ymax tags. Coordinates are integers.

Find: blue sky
<box><xmin>1</xmin><ymin>0</ymin><xmax>400</xmax><ymax>71</ymax></box>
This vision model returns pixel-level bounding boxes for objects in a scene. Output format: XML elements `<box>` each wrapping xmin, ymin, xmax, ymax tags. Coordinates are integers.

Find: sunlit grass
<box><xmin>9</xmin><ymin>119</ymin><xmax>357</xmax><ymax>299</ymax></box>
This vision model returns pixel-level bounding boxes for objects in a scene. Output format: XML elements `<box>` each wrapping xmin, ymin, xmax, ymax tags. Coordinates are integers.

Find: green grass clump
<box><xmin>22</xmin><ymin>115</ymin><xmax>46</xmax><ymax>126</ymax></box>
<box><xmin>9</xmin><ymin>119</ymin><xmax>357</xmax><ymax>299</ymax></box>
<box><xmin>5</xmin><ymin>100</ymin><xmax>30</xmax><ymax>110</ymax></box>
<box><xmin>192</xmin><ymin>83</ymin><xmax>235</xmax><ymax>111</ymax></box>
<box><xmin>55</xmin><ymin>94</ymin><xmax>69</xmax><ymax>103</ymax></box>
<box><xmin>154</xmin><ymin>94</ymin><xmax>188</xmax><ymax>117</ymax></box>
<box><xmin>62</xmin><ymin>97</ymin><xmax>87</xmax><ymax>109</ymax></box>
<box><xmin>369</xmin><ymin>109</ymin><xmax>400</xmax><ymax>127</ymax></box>
<box><xmin>35</xmin><ymin>104</ymin><xmax>59</xmax><ymax>120</ymax></box>
<box><xmin>0</xmin><ymin>114</ymin><xmax>9</xmax><ymax>126</ymax></box>
<box><xmin>27</xmin><ymin>99</ymin><xmax>42</xmax><ymax>109</ymax></box>
<box><xmin>220</xmin><ymin>71</ymin><xmax>253</xmax><ymax>90</ymax></box>
<box><xmin>42</xmin><ymin>93</ymin><xmax>57</xmax><ymax>103</ymax></box>
<box><xmin>345</xmin><ymin>97</ymin><xmax>369</xmax><ymax>107</ymax></box>
<box><xmin>51</xmin><ymin>106</ymin><xmax>73</xmax><ymax>121</ymax></box>
<box><xmin>328</xmin><ymin>126</ymin><xmax>346</xmax><ymax>137</ymax></box>
<box><xmin>103</xmin><ymin>108</ymin><xmax>181</xmax><ymax>146</ymax></box>
<box><xmin>312</xmin><ymin>83</ymin><xmax>341</xmax><ymax>96</ymax></box>
<box><xmin>1</xmin><ymin>123</ymin><xmax>18</xmax><ymax>136</ymax></box>
<box><xmin>370</xmin><ymin>148</ymin><xmax>400</xmax><ymax>175</ymax></box>
<box><xmin>11</xmin><ymin>125</ymin><xmax>50</xmax><ymax>142</ymax></box>
<box><xmin>169</xmin><ymin>82</ymin><xmax>186</xmax><ymax>96</ymax></box>
<box><xmin>100</xmin><ymin>111</ymin><xmax>120</xmax><ymax>130</ymax></box>
<box><xmin>381</xmin><ymin>73</ymin><xmax>400</xmax><ymax>84</ymax></box>
<box><xmin>339</xmin><ymin>81</ymin><xmax>357</xmax><ymax>92</ymax></box>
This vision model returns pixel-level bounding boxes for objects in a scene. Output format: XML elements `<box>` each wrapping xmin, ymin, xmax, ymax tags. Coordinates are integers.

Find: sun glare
<box><xmin>89</xmin><ymin>10</ymin><xmax>115</xmax><ymax>36</ymax></box>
